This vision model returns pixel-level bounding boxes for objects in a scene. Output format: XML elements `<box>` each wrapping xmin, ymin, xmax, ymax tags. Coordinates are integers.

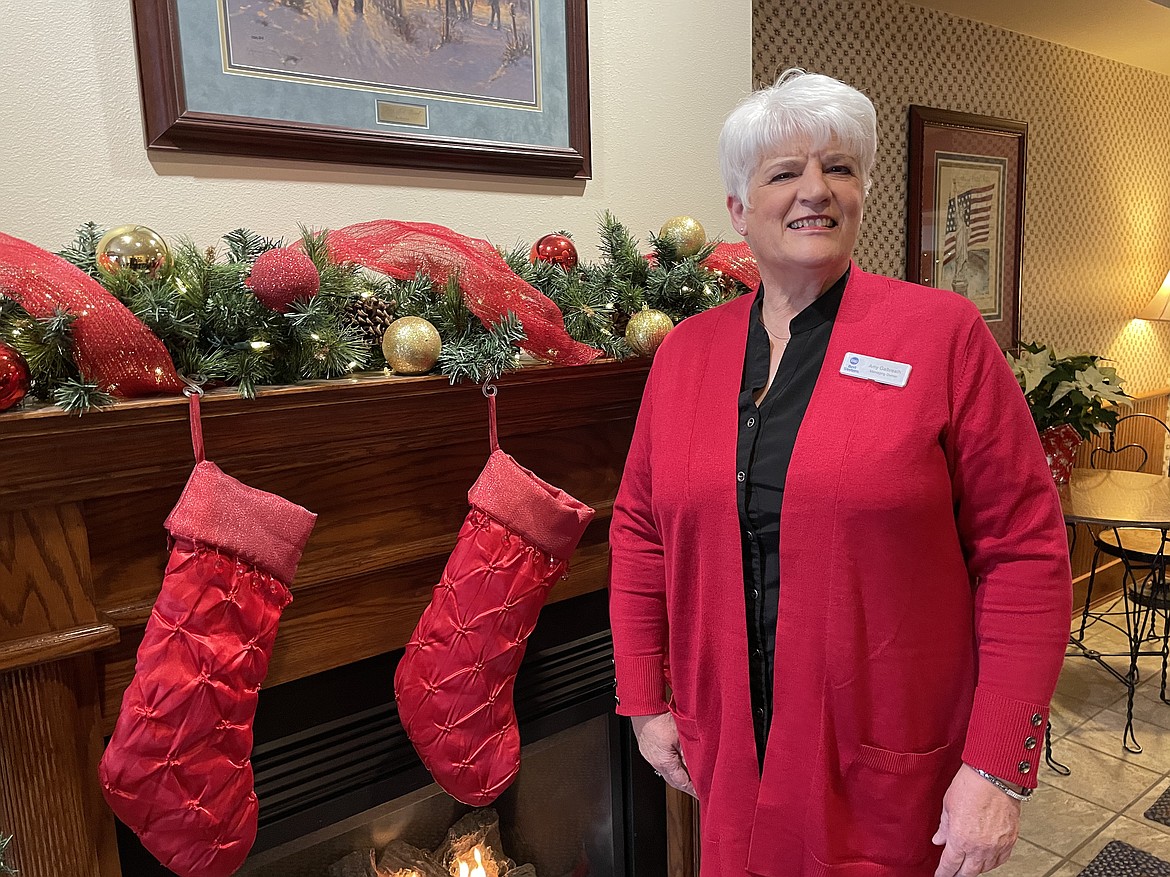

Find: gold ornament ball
<box><xmin>659</xmin><ymin>216</ymin><xmax>706</xmax><ymax>258</ymax></box>
<box><xmin>95</xmin><ymin>225</ymin><xmax>172</xmax><ymax>280</ymax></box>
<box><xmin>382</xmin><ymin>316</ymin><xmax>441</xmax><ymax>375</ymax></box>
<box><xmin>625</xmin><ymin>309</ymin><xmax>674</xmax><ymax>356</ymax></box>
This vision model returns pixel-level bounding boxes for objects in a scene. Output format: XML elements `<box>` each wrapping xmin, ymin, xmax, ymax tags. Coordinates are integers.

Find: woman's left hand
<box><xmin>932</xmin><ymin>763</ymin><xmax>1021</xmax><ymax>876</ymax></box>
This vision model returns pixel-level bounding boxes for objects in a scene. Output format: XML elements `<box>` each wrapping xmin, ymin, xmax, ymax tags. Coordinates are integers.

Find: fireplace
<box><xmin>112</xmin><ymin>591</ymin><xmax>666</xmax><ymax>877</ymax></box>
<box><xmin>0</xmin><ymin>361</ymin><xmax>696</xmax><ymax>877</ymax></box>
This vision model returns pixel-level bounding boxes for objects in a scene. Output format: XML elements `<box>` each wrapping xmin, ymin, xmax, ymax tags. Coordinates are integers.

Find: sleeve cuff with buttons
<box><xmin>961</xmin><ymin>687</ymin><xmax>1048</xmax><ymax>789</ymax></box>
<box><xmin>614</xmin><ymin>653</ymin><xmax>670</xmax><ymax>716</ymax></box>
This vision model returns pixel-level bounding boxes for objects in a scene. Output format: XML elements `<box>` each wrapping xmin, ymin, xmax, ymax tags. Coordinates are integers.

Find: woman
<box><xmin>609</xmin><ymin>70</ymin><xmax>1070</xmax><ymax>877</ymax></box>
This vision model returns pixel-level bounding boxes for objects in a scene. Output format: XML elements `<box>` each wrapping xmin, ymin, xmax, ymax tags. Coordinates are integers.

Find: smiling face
<box><xmin>727</xmin><ymin>139</ymin><xmax>865</xmax><ymax>291</ymax></box>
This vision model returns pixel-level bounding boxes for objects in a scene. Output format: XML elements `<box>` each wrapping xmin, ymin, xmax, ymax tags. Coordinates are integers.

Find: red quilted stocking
<box><xmin>99</xmin><ymin>394</ymin><xmax>316</xmax><ymax>877</ymax></box>
<box><xmin>394</xmin><ymin>391</ymin><xmax>594</xmax><ymax>805</ymax></box>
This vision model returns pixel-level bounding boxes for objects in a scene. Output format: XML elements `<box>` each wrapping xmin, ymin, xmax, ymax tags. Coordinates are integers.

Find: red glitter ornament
<box><xmin>246</xmin><ymin>248</ymin><xmax>321</xmax><ymax>313</ymax></box>
<box><xmin>528</xmin><ymin>233</ymin><xmax>578</xmax><ymax>271</ymax></box>
<box><xmin>0</xmin><ymin>342</ymin><xmax>31</xmax><ymax>412</ymax></box>
<box><xmin>0</xmin><ymin>232</ymin><xmax>184</xmax><ymax>398</ymax></box>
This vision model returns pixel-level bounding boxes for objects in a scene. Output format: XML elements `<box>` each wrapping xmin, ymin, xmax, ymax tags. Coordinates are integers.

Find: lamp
<box><xmin>1137</xmin><ymin>270</ymin><xmax>1170</xmax><ymax>321</ymax></box>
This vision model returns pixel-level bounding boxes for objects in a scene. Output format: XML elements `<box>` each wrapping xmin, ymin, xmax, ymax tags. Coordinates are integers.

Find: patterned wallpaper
<box><xmin>754</xmin><ymin>0</ymin><xmax>1170</xmax><ymax>394</ymax></box>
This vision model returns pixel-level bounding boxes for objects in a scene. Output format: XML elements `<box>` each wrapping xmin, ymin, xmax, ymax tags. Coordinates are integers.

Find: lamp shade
<box><xmin>1137</xmin><ymin>270</ymin><xmax>1170</xmax><ymax>321</ymax></box>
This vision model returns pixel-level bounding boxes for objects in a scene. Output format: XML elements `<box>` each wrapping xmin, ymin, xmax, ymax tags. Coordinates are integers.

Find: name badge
<box><xmin>839</xmin><ymin>352</ymin><xmax>912</xmax><ymax>388</ymax></box>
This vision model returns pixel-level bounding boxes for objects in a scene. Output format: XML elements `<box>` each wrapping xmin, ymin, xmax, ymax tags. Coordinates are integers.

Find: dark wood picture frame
<box><xmin>906</xmin><ymin>106</ymin><xmax>1026</xmax><ymax>350</ymax></box>
<box><xmin>130</xmin><ymin>0</ymin><xmax>591</xmax><ymax>179</ymax></box>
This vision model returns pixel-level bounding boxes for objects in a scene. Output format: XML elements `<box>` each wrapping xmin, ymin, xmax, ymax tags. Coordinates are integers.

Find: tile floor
<box><xmin>997</xmin><ymin>612</ymin><xmax>1170</xmax><ymax>876</ymax></box>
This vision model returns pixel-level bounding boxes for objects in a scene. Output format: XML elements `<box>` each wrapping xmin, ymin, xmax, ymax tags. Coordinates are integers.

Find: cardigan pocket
<box><xmin>839</xmin><ymin>739</ymin><xmax>958</xmax><ymax>867</ymax></box>
<box><xmin>671</xmin><ymin>712</ymin><xmax>714</xmax><ymax>804</ymax></box>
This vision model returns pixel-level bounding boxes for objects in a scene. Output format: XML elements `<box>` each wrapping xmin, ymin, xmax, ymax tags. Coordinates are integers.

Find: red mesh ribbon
<box><xmin>321</xmin><ymin>220</ymin><xmax>600</xmax><ymax>366</ymax></box>
<box><xmin>702</xmin><ymin>241</ymin><xmax>761</xmax><ymax>292</ymax></box>
<box><xmin>0</xmin><ymin>232</ymin><xmax>184</xmax><ymax>397</ymax></box>
<box><xmin>99</xmin><ymin>456</ymin><xmax>316</xmax><ymax>877</ymax></box>
<box><xmin>394</xmin><ymin>449</ymin><xmax>595</xmax><ymax>805</ymax></box>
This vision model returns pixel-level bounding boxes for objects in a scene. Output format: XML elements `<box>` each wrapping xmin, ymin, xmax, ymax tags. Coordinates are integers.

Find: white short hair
<box><xmin>719</xmin><ymin>69</ymin><xmax>877</xmax><ymax>208</ymax></box>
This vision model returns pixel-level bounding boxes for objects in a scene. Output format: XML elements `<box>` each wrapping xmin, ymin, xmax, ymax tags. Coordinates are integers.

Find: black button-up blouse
<box><xmin>737</xmin><ymin>270</ymin><xmax>847</xmax><ymax>770</ymax></box>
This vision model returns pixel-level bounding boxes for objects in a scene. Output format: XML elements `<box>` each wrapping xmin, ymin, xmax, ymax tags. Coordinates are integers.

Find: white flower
<box><xmin>1075</xmin><ymin>366</ymin><xmax>1129</xmax><ymax>405</ymax></box>
<box><xmin>1007</xmin><ymin>346</ymin><xmax>1055</xmax><ymax>395</ymax></box>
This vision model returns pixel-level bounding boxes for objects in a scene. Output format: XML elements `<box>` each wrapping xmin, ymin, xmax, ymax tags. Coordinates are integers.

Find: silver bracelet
<box><xmin>972</xmin><ymin>767</ymin><xmax>1034</xmax><ymax>802</ymax></box>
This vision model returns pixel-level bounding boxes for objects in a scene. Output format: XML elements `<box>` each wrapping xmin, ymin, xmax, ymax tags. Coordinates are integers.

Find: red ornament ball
<box><xmin>246</xmin><ymin>248</ymin><xmax>321</xmax><ymax>313</ymax></box>
<box><xmin>0</xmin><ymin>342</ymin><xmax>31</xmax><ymax>413</ymax></box>
<box><xmin>528</xmin><ymin>233</ymin><xmax>579</xmax><ymax>271</ymax></box>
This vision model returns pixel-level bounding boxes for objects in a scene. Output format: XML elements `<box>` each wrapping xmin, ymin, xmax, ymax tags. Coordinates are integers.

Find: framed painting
<box><xmin>130</xmin><ymin>0</ymin><xmax>591</xmax><ymax>178</ymax></box>
<box><xmin>906</xmin><ymin>106</ymin><xmax>1027</xmax><ymax>350</ymax></box>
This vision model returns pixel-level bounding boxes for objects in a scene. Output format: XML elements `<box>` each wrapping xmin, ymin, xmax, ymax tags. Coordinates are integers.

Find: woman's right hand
<box><xmin>631</xmin><ymin>712</ymin><xmax>696</xmax><ymax>797</ymax></box>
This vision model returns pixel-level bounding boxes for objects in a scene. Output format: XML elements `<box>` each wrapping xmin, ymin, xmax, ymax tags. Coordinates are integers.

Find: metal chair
<box><xmin>1076</xmin><ymin>413</ymin><xmax>1170</xmax><ymax>752</ymax></box>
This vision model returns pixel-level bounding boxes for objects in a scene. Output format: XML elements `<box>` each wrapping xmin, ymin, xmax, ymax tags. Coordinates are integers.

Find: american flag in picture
<box><xmin>941</xmin><ymin>184</ymin><xmax>995</xmax><ymax>266</ymax></box>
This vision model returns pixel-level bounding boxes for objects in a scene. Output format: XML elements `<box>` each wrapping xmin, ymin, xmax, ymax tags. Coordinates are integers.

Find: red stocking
<box><xmin>99</xmin><ymin>393</ymin><xmax>316</xmax><ymax>877</ymax></box>
<box><xmin>394</xmin><ymin>387</ymin><xmax>595</xmax><ymax>805</ymax></box>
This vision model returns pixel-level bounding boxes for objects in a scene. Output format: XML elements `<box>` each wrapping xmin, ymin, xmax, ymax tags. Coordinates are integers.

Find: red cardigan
<box><xmin>609</xmin><ymin>266</ymin><xmax>1071</xmax><ymax>876</ymax></box>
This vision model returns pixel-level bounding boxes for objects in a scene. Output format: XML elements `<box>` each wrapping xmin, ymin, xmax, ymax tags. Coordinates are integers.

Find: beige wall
<box><xmin>1</xmin><ymin>3</ymin><xmax>750</xmax><ymax>269</ymax></box>
<box><xmin>6</xmin><ymin>3</ymin><xmax>1170</xmax><ymax>395</ymax></box>
<box><xmin>755</xmin><ymin>0</ymin><xmax>1170</xmax><ymax>394</ymax></box>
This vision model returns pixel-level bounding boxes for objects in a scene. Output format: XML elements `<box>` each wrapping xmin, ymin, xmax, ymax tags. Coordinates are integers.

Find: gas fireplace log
<box><xmin>377</xmin><ymin>840</ymin><xmax>448</xmax><ymax>877</ymax></box>
<box><xmin>434</xmin><ymin>809</ymin><xmax>516</xmax><ymax>875</ymax></box>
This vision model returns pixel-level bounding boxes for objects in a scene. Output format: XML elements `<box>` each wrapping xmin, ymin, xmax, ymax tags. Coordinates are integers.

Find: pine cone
<box><xmin>345</xmin><ymin>294</ymin><xmax>396</xmax><ymax>357</ymax></box>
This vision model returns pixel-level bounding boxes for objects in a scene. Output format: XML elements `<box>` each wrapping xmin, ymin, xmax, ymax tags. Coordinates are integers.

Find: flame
<box><xmin>457</xmin><ymin>846</ymin><xmax>488</xmax><ymax>877</ymax></box>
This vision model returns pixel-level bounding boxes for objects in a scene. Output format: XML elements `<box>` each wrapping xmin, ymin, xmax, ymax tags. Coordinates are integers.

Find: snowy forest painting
<box><xmin>129</xmin><ymin>0</ymin><xmax>588</xmax><ymax>176</ymax></box>
<box><xmin>224</xmin><ymin>0</ymin><xmax>538</xmax><ymax>105</ymax></box>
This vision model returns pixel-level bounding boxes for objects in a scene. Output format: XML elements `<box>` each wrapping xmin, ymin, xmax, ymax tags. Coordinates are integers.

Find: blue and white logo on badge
<box><xmin>840</xmin><ymin>352</ymin><xmax>912</xmax><ymax>388</ymax></box>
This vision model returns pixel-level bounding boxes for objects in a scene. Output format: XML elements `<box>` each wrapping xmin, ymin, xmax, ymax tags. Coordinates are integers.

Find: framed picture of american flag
<box><xmin>906</xmin><ymin>107</ymin><xmax>1027</xmax><ymax>351</ymax></box>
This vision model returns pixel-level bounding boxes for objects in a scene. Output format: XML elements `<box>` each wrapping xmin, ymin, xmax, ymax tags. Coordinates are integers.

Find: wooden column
<box><xmin>0</xmin><ymin>657</ymin><xmax>119</xmax><ymax>877</ymax></box>
<box><xmin>666</xmin><ymin>787</ymin><xmax>700</xmax><ymax>877</ymax></box>
<box><xmin>0</xmin><ymin>503</ymin><xmax>120</xmax><ymax>877</ymax></box>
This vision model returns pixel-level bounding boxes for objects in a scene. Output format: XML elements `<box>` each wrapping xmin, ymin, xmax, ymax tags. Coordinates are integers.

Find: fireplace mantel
<box><xmin>0</xmin><ymin>359</ymin><xmax>651</xmax><ymax>877</ymax></box>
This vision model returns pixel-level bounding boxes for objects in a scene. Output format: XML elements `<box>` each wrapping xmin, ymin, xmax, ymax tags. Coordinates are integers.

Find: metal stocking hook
<box><xmin>180</xmin><ymin>374</ymin><xmax>206</xmax><ymax>398</ymax></box>
<box><xmin>181</xmin><ymin>375</ymin><xmax>207</xmax><ymax>463</ymax></box>
<box><xmin>483</xmin><ymin>381</ymin><xmax>499</xmax><ymax>452</ymax></box>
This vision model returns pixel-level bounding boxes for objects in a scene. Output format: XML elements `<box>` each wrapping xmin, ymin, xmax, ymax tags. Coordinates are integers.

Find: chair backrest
<box><xmin>1090</xmin><ymin>412</ymin><xmax>1170</xmax><ymax>473</ymax></box>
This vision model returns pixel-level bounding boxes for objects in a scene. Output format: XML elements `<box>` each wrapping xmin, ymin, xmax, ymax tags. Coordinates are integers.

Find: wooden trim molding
<box><xmin>0</xmin><ymin>624</ymin><xmax>120</xmax><ymax>676</ymax></box>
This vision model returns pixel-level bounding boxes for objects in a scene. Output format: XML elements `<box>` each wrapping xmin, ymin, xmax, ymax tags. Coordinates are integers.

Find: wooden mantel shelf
<box><xmin>0</xmin><ymin>358</ymin><xmax>650</xmax><ymax>877</ymax></box>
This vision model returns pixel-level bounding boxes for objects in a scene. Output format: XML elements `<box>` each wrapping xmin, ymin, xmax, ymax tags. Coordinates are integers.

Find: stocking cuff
<box><xmin>468</xmin><ymin>449</ymin><xmax>595</xmax><ymax>560</ymax></box>
<box><xmin>165</xmin><ymin>461</ymin><xmax>317</xmax><ymax>584</ymax></box>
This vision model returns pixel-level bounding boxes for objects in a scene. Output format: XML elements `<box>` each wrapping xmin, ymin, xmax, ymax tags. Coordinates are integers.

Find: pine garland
<box><xmin>57</xmin><ymin>221</ymin><xmax>103</xmax><ymax>278</ymax></box>
<box><xmin>0</xmin><ymin>214</ymin><xmax>753</xmax><ymax>413</ymax></box>
<box><xmin>57</xmin><ymin>226</ymin><xmax>374</xmax><ymax>399</ymax></box>
<box><xmin>0</xmin><ymin>297</ymin><xmax>113</xmax><ymax>414</ymax></box>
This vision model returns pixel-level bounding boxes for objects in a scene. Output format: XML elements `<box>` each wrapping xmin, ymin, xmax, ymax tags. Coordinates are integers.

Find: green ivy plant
<box><xmin>1006</xmin><ymin>342</ymin><xmax>1130</xmax><ymax>440</ymax></box>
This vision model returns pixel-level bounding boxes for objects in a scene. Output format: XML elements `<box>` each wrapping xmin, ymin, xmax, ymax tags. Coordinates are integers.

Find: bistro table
<box><xmin>1060</xmin><ymin>468</ymin><xmax>1170</xmax><ymax>754</ymax></box>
